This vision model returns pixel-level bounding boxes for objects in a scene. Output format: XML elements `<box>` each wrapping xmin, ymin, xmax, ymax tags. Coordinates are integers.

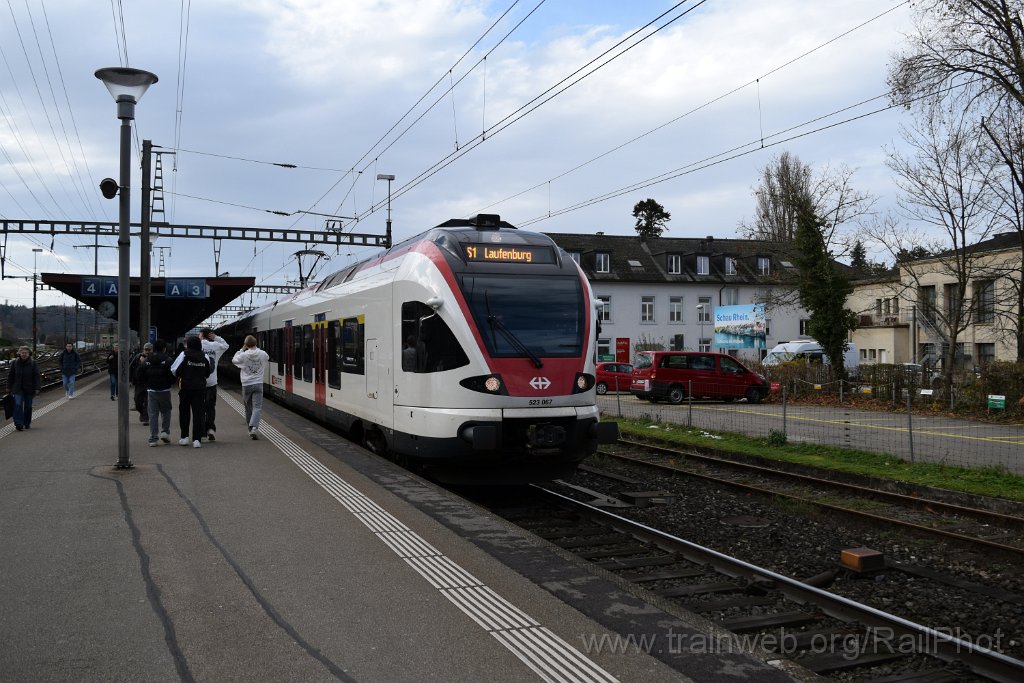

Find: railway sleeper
<box><xmin>654</xmin><ymin>581</ymin><xmax>744</xmax><ymax>598</ymax></box>
<box><xmin>553</xmin><ymin>533</ymin><xmax>630</xmax><ymax>549</ymax></box>
<box><xmin>575</xmin><ymin>544</ymin><xmax>654</xmax><ymax>560</ymax></box>
<box><xmin>716</xmin><ymin>611</ymin><xmax>820</xmax><ymax>633</ymax></box>
<box><xmin>619</xmin><ymin>567</ymin><xmax>705</xmax><ymax>583</ymax></box>
<box><xmin>535</xmin><ymin>526</ymin><xmax>616</xmax><ymax>540</ymax></box>
<box><xmin>594</xmin><ymin>554</ymin><xmax>679</xmax><ymax>570</ymax></box>
<box><xmin>857</xmin><ymin>667</ymin><xmax>964</xmax><ymax>683</ymax></box>
<box><xmin>800</xmin><ymin>649</ymin><xmax>906</xmax><ymax>674</ymax></box>
<box><xmin>681</xmin><ymin>595</ymin><xmax>777</xmax><ymax>612</ymax></box>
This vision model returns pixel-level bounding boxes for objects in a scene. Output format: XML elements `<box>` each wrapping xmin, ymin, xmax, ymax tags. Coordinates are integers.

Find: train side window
<box><xmin>400</xmin><ymin>301</ymin><xmax>469</xmax><ymax>374</ymax></box>
<box><xmin>274</xmin><ymin>329</ymin><xmax>284</xmax><ymax>375</ymax></box>
<box><xmin>327</xmin><ymin>320</ymin><xmax>340</xmax><ymax>388</ymax></box>
<box><xmin>302</xmin><ymin>324</ymin><xmax>313</xmax><ymax>382</ymax></box>
<box><xmin>341</xmin><ymin>317</ymin><xmax>364</xmax><ymax>375</ymax></box>
<box><xmin>293</xmin><ymin>326</ymin><xmax>302</xmax><ymax>379</ymax></box>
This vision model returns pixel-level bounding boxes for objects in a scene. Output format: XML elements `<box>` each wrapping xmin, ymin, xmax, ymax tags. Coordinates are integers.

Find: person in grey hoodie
<box><xmin>231</xmin><ymin>335</ymin><xmax>269</xmax><ymax>439</ymax></box>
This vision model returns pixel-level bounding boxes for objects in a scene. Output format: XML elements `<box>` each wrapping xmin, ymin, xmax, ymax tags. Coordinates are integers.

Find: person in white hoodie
<box><xmin>200</xmin><ymin>327</ymin><xmax>230</xmax><ymax>441</ymax></box>
<box><xmin>232</xmin><ymin>334</ymin><xmax>269</xmax><ymax>439</ymax></box>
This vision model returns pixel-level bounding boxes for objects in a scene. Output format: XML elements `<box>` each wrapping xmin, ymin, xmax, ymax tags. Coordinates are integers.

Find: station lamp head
<box><xmin>94</xmin><ymin>67</ymin><xmax>159</xmax><ymax>103</ymax></box>
<box><xmin>99</xmin><ymin>177</ymin><xmax>119</xmax><ymax>199</ymax></box>
<box><xmin>376</xmin><ymin>173</ymin><xmax>395</xmax><ymax>181</ymax></box>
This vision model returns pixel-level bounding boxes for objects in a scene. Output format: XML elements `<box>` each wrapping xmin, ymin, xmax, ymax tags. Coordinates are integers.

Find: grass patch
<box><xmin>620</xmin><ymin>418</ymin><xmax>1024</xmax><ymax>503</ymax></box>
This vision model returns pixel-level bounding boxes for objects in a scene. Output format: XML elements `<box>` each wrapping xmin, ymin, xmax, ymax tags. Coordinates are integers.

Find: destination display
<box><xmin>464</xmin><ymin>244</ymin><xmax>555</xmax><ymax>264</ymax></box>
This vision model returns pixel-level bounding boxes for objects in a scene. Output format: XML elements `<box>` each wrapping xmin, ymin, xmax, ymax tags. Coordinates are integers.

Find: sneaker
<box><xmin>111</xmin><ymin>396</ymin><xmax>116</xmax><ymax>401</ymax></box>
<box><xmin>160</xmin><ymin>432</ymin><xmax>170</xmax><ymax>443</ymax></box>
<box><xmin>192</xmin><ymin>440</ymin><xmax>201</xmax><ymax>449</ymax></box>
<box><xmin>178</xmin><ymin>437</ymin><xmax>190</xmax><ymax>446</ymax></box>
<box><xmin>148</xmin><ymin>441</ymin><xmax>158</xmax><ymax>447</ymax></box>
<box><xmin>15</xmin><ymin>425</ymin><xmax>23</xmax><ymax>431</ymax></box>
<box><xmin>141</xmin><ymin>421</ymin><xmax>149</xmax><ymax>426</ymax></box>
<box><xmin>69</xmin><ymin>394</ymin><xmax>74</xmax><ymax>399</ymax></box>
<box><xmin>23</xmin><ymin>425</ymin><xmax>30</xmax><ymax>430</ymax></box>
<box><xmin>207</xmin><ymin>430</ymin><xmax>216</xmax><ymax>442</ymax></box>
<box><xmin>250</xmin><ymin>429</ymin><xmax>258</xmax><ymax>440</ymax></box>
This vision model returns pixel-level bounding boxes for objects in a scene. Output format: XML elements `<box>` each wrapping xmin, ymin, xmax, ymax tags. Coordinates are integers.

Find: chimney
<box><xmin>706</xmin><ymin>235</ymin><xmax>714</xmax><ymax>241</ymax></box>
<box><xmin>596</xmin><ymin>231</ymin><xmax>604</xmax><ymax>235</ymax></box>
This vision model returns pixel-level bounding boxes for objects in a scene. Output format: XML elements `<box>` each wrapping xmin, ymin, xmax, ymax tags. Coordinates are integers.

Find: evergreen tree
<box><xmin>632</xmin><ymin>199</ymin><xmax>671</xmax><ymax>240</ymax></box>
<box><xmin>850</xmin><ymin>240</ymin><xmax>869</xmax><ymax>272</ymax></box>
<box><xmin>793</xmin><ymin>198</ymin><xmax>858</xmax><ymax>381</ymax></box>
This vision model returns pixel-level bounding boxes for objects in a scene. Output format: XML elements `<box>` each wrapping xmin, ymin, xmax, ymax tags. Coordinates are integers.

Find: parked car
<box><xmin>630</xmin><ymin>351</ymin><xmax>769</xmax><ymax>404</ymax></box>
<box><xmin>595</xmin><ymin>362</ymin><xmax>633</xmax><ymax>395</ymax></box>
<box><xmin>762</xmin><ymin>338</ymin><xmax>859</xmax><ymax>372</ymax></box>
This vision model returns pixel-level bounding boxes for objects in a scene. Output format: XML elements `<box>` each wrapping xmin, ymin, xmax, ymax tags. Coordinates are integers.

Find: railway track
<box><xmin>604</xmin><ymin>438</ymin><xmax>1024</xmax><ymax>556</ymax></box>
<box><xmin>496</xmin><ymin>485</ymin><xmax>1024</xmax><ymax>683</ymax></box>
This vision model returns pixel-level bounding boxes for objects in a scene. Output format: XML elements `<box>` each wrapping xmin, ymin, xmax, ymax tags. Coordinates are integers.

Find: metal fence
<box><xmin>597</xmin><ymin>380</ymin><xmax>1024</xmax><ymax>476</ymax></box>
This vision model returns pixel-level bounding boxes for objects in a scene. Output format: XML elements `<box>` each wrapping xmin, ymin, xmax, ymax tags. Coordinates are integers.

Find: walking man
<box><xmin>200</xmin><ymin>327</ymin><xmax>229</xmax><ymax>441</ymax></box>
<box><xmin>171</xmin><ymin>335</ymin><xmax>212</xmax><ymax>448</ymax></box>
<box><xmin>232</xmin><ymin>335</ymin><xmax>269</xmax><ymax>439</ymax></box>
<box><xmin>106</xmin><ymin>343</ymin><xmax>119</xmax><ymax>400</ymax></box>
<box><xmin>58</xmin><ymin>342</ymin><xmax>81</xmax><ymax>399</ymax></box>
<box><xmin>142</xmin><ymin>339</ymin><xmax>176</xmax><ymax>447</ymax></box>
<box><xmin>7</xmin><ymin>346</ymin><xmax>41</xmax><ymax>431</ymax></box>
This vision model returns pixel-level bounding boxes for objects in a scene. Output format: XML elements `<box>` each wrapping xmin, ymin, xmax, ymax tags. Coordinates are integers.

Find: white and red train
<box><xmin>217</xmin><ymin>215</ymin><xmax>618</xmax><ymax>482</ymax></box>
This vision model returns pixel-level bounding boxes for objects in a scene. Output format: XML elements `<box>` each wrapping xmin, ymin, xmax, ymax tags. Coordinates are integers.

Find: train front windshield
<box><xmin>459</xmin><ymin>274</ymin><xmax>584</xmax><ymax>359</ymax></box>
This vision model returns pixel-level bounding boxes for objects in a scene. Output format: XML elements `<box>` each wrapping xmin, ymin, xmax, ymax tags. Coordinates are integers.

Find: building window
<box><xmin>697</xmin><ymin>296</ymin><xmax>711</xmax><ymax>322</ymax></box>
<box><xmin>568</xmin><ymin>251</ymin><xmax>581</xmax><ymax>264</ymax></box>
<box><xmin>597</xmin><ymin>295</ymin><xmax>611</xmax><ymax>322</ymax></box>
<box><xmin>875</xmin><ymin>298</ymin><xmax>883</xmax><ymax>316</ymax></box>
<box><xmin>919</xmin><ymin>286</ymin><xmax>937</xmax><ymax>323</ymax></box>
<box><xmin>669</xmin><ymin>296</ymin><xmax>683</xmax><ymax>323</ymax></box>
<box><xmin>974</xmin><ymin>280</ymin><xmax>994</xmax><ymax>324</ymax></box>
<box><xmin>667</xmin><ymin>254</ymin><xmax>681</xmax><ymax>274</ymax></box>
<box><xmin>944</xmin><ymin>283</ymin><xmax>962</xmax><ymax>318</ymax></box>
<box><xmin>799</xmin><ymin>319</ymin><xmax>811</xmax><ymax>336</ymax></box>
<box><xmin>696</xmin><ymin>255</ymin><xmax>710</xmax><ymax>275</ymax></box>
<box><xmin>976</xmin><ymin>342</ymin><xmax>995</xmax><ymax>366</ymax></box>
<box><xmin>757</xmin><ymin>256</ymin><xmax>770</xmax><ymax>275</ymax></box>
<box><xmin>723</xmin><ymin>287</ymin><xmax>740</xmax><ymax>306</ymax></box>
<box><xmin>699</xmin><ymin>338</ymin><xmax>711</xmax><ymax>353</ymax></box>
<box><xmin>597</xmin><ymin>337</ymin><xmax>611</xmax><ymax>360</ymax></box>
<box><xmin>641</xmin><ymin>295</ymin><xmax>655</xmax><ymax>323</ymax></box>
<box><xmin>595</xmin><ymin>252</ymin><xmax>610</xmax><ymax>273</ymax></box>
<box><xmin>725</xmin><ymin>257</ymin><xmax>736</xmax><ymax>275</ymax></box>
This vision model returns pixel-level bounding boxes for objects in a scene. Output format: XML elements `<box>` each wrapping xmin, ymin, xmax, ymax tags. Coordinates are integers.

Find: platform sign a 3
<box><xmin>165</xmin><ymin>278</ymin><xmax>207</xmax><ymax>299</ymax></box>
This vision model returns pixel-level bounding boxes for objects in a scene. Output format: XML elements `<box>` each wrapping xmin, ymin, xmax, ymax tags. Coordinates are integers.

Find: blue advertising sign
<box><xmin>165</xmin><ymin>278</ymin><xmax>207</xmax><ymax>299</ymax></box>
<box><xmin>713</xmin><ymin>304</ymin><xmax>766</xmax><ymax>349</ymax></box>
<box><xmin>81</xmin><ymin>276</ymin><xmax>118</xmax><ymax>298</ymax></box>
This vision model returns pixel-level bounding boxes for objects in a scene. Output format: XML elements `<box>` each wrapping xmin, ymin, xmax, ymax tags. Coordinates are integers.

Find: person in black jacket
<box><xmin>142</xmin><ymin>339</ymin><xmax>176</xmax><ymax>446</ymax></box>
<box><xmin>7</xmin><ymin>346</ymin><xmax>41</xmax><ymax>431</ymax></box>
<box><xmin>58</xmin><ymin>342</ymin><xmax>81</xmax><ymax>399</ymax></box>
<box><xmin>106</xmin><ymin>344</ymin><xmax>119</xmax><ymax>400</ymax></box>
<box><xmin>170</xmin><ymin>335</ymin><xmax>212</xmax><ymax>448</ymax></box>
<box><xmin>131</xmin><ymin>343</ymin><xmax>152</xmax><ymax>425</ymax></box>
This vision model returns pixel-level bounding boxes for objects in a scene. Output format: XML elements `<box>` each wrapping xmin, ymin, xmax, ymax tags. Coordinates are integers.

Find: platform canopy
<box><xmin>41</xmin><ymin>274</ymin><xmax>255</xmax><ymax>342</ymax></box>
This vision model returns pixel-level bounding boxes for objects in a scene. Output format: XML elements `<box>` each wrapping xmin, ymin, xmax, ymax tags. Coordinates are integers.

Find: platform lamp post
<box><xmin>95</xmin><ymin>66</ymin><xmax>158</xmax><ymax>471</ymax></box>
<box><xmin>377</xmin><ymin>173</ymin><xmax>395</xmax><ymax>248</ymax></box>
<box><xmin>696</xmin><ymin>303</ymin><xmax>706</xmax><ymax>352</ymax></box>
<box><xmin>31</xmin><ymin>248</ymin><xmax>42</xmax><ymax>356</ymax></box>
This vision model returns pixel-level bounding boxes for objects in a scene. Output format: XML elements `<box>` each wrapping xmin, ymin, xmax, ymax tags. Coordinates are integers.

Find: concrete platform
<box><xmin>0</xmin><ymin>378</ymin><xmax>802</xmax><ymax>682</ymax></box>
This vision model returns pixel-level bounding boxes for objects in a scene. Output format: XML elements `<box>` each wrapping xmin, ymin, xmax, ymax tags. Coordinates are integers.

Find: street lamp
<box><xmin>32</xmin><ymin>248</ymin><xmax>42</xmax><ymax>356</ymax></box>
<box><xmin>696</xmin><ymin>303</ymin><xmax>706</xmax><ymax>351</ymax></box>
<box><xmin>96</xmin><ymin>66</ymin><xmax>158</xmax><ymax>471</ymax></box>
<box><xmin>377</xmin><ymin>173</ymin><xmax>395</xmax><ymax>248</ymax></box>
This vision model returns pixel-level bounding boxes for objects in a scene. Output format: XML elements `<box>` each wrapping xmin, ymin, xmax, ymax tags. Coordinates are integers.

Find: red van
<box><xmin>630</xmin><ymin>351</ymin><xmax>769</xmax><ymax>404</ymax></box>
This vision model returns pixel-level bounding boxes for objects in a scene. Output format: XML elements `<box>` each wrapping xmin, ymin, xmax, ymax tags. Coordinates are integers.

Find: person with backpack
<box><xmin>58</xmin><ymin>342</ymin><xmax>82</xmax><ymax>399</ymax></box>
<box><xmin>142</xmin><ymin>339</ymin><xmax>176</xmax><ymax>446</ymax></box>
<box><xmin>7</xmin><ymin>346</ymin><xmax>41</xmax><ymax>431</ymax></box>
<box><xmin>171</xmin><ymin>335</ymin><xmax>212</xmax><ymax>449</ymax></box>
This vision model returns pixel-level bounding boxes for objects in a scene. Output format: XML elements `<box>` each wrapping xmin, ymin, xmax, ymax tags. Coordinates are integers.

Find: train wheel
<box><xmin>595</xmin><ymin>382</ymin><xmax>608</xmax><ymax>395</ymax></box>
<box><xmin>363</xmin><ymin>427</ymin><xmax>387</xmax><ymax>456</ymax></box>
<box><xmin>667</xmin><ymin>385</ymin><xmax>685</xmax><ymax>405</ymax></box>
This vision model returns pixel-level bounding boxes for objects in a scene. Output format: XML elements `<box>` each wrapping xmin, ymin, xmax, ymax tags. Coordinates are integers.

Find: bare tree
<box><xmin>879</xmin><ymin>104</ymin><xmax>1000</xmax><ymax>386</ymax></box>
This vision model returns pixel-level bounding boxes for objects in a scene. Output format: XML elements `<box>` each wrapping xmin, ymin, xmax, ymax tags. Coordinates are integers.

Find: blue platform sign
<box><xmin>149</xmin><ymin>326</ymin><xmax>158</xmax><ymax>343</ymax></box>
<box><xmin>81</xmin><ymin>276</ymin><xmax>118</xmax><ymax>298</ymax></box>
<box><xmin>165</xmin><ymin>278</ymin><xmax>207</xmax><ymax>299</ymax></box>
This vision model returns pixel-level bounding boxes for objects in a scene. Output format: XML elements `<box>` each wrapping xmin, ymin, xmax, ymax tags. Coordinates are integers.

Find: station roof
<box><xmin>41</xmin><ymin>274</ymin><xmax>255</xmax><ymax>342</ymax></box>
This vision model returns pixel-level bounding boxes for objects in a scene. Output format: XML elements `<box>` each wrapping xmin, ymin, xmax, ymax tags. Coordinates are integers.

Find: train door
<box><xmin>365</xmin><ymin>339</ymin><xmax>378</xmax><ymax>400</ymax></box>
<box><xmin>314</xmin><ymin>315</ymin><xmax>327</xmax><ymax>405</ymax></box>
<box><xmin>285</xmin><ymin>321</ymin><xmax>294</xmax><ymax>393</ymax></box>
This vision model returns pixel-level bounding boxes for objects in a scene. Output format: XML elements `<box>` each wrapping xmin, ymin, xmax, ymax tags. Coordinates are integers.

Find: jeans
<box><xmin>13</xmin><ymin>392</ymin><xmax>34</xmax><ymax>428</ymax></box>
<box><xmin>62</xmin><ymin>373</ymin><xmax>76</xmax><ymax>397</ymax></box>
<box><xmin>242</xmin><ymin>384</ymin><xmax>264</xmax><ymax>431</ymax></box>
<box><xmin>109</xmin><ymin>374</ymin><xmax>117</xmax><ymax>398</ymax></box>
<box><xmin>178</xmin><ymin>389</ymin><xmax>206</xmax><ymax>442</ymax></box>
<box><xmin>204</xmin><ymin>385</ymin><xmax>218</xmax><ymax>433</ymax></box>
<box><xmin>148</xmin><ymin>390</ymin><xmax>172</xmax><ymax>442</ymax></box>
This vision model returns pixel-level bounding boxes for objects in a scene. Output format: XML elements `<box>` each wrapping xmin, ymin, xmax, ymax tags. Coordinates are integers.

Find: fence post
<box><xmin>782</xmin><ymin>384</ymin><xmax>788</xmax><ymax>438</ymax></box>
<box><xmin>906</xmin><ymin>384</ymin><xmax>915</xmax><ymax>463</ymax></box>
<box><xmin>840</xmin><ymin>381</ymin><xmax>844</xmax><ymax>404</ymax></box>
<box><xmin>615</xmin><ymin>378</ymin><xmax>622</xmax><ymax>417</ymax></box>
<box><xmin>687</xmin><ymin>379</ymin><xmax>693</xmax><ymax>428</ymax></box>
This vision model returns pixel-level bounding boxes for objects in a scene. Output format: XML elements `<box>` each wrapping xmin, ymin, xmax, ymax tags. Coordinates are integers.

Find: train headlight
<box><xmin>572</xmin><ymin>372</ymin><xmax>595</xmax><ymax>394</ymax></box>
<box><xmin>459</xmin><ymin>374</ymin><xmax>508</xmax><ymax>395</ymax></box>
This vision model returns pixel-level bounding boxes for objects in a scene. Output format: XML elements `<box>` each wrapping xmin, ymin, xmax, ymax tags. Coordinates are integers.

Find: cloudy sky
<box><xmin>1</xmin><ymin>0</ymin><xmax>915</xmax><ymax>313</ymax></box>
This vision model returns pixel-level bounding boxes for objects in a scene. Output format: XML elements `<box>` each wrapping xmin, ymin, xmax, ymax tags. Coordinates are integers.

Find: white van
<box><xmin>762</xmin><ymin>339</ymin><xmax>859</xmax><ymax>371</ymax></box>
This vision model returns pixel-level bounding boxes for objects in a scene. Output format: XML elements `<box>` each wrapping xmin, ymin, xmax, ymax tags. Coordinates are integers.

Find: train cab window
<box><xmin>302</xmin><ymin>324</ymin><xmax>313</xmax><ymax>382</ymax></box>
<box><xmin>400</xmin><ymin>301</ymin><xmax>469</xmax><ymax>373</ymax></box>
<box><xmin>341</xmin><ymin>317</ymin><xmax>365</xmax><ymax>375</ymax></box>
<box><xmin>327</xmin><ymin>320</ymin><xmax>340</xmax><ymax>388</ymax></box>
<box><xmin>292</xmin><ymin>326</ymin><xmax>302</xmax><ymax>379</ymax></box>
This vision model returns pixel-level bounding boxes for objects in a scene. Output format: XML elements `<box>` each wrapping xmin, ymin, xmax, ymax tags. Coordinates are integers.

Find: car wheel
<box><xmin>745</xmin><ymin>386</ymin><xmax>763</xmax><ymax>404</ymax></box>
<box><xmin>668</xmin><ymin>385</ymin><xmax>685</xmax><ymax>405</ymax></box>
<box><xmin>596</xmin><ymin>382</ymin><xmax>608</xmax><ymax>395</ymax></box>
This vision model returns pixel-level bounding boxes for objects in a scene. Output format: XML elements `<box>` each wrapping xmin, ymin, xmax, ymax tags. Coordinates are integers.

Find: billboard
<box><xmin>713</xmin><ymin>304</ymin><xmax>766</xmax><ymax>349</ymax></box>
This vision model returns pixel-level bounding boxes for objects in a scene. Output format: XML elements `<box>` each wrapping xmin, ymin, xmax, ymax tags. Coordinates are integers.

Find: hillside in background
<box><xmin>0</xmin><ymin>303</ymin><xmax>114</xmax><ymax>346</ymax></box>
